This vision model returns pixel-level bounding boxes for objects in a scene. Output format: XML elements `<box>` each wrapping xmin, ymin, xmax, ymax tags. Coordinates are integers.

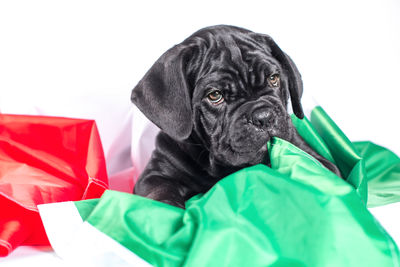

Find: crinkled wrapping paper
<box><xmin>0</xmin><ymin>114</ymin><xmax>108</xmax><ymax>256</ymax></box>
<box><xmin>38</xmin><ymin>106</ymin><xmax>400</xmax><ymax>266</ymax></box>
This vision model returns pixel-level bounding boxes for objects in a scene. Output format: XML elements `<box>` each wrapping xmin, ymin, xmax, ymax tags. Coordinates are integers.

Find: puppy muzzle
<box><xmin>251</xmin><ymin>109</ymin><xmax>274</xmax><ymax>128</ymax></box>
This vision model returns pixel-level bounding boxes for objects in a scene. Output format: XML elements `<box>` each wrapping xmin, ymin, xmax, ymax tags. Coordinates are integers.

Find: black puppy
<box><xmin>131</xmin><ymin>25</ymin><xmax>341</xmax><ymax>208</ymax></box>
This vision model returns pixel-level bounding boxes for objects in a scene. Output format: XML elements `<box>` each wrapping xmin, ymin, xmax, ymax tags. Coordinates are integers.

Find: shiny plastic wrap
<box><xmin>0</xmin><ymin>114</ymin><xmax>108</xmax><ymax>256</ymax></box>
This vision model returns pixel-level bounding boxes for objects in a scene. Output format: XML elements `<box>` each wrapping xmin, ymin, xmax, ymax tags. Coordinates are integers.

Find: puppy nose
<box><xmin>251</xmin><ymin>110</ymin><xmax>273</xmax><ymax>127</ymax></box>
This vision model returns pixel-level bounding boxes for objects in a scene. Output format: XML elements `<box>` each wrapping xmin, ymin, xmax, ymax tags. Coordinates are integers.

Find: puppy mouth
<box><xmin>217</xmin><ymin>131</ymin><xmax>270</xmax><ymax>167</ymax></box>
<box><xmin>210</xmin><ymin>104</ymin><xmax>290</xmax><ymax>168</ymax></box>
<box><xmin>217</xmin><ymin>113</ymin><xmax>288</xmax><ymax>167</ymax></box>
<box><xmin>226</xmin><ymin>142</ymin><xmax>270</xmax><ymax>167</ymax></box>
<box><xmin>229</xmin><ymin>120</ymin><xmax>272</xmax><ymax>152</ymax></box>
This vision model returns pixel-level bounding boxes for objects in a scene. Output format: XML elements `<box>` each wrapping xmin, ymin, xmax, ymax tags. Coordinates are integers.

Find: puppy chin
<box><xmin>214</xmin><ymin>141</ymin><xmax>270</xmax><ymax>169</ymax></box>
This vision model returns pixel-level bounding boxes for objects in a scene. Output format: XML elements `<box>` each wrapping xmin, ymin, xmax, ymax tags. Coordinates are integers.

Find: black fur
<box><xmin>131</xmin><ymin>25</ymin><xmax>341</xmax><ymax>208</ymax></box>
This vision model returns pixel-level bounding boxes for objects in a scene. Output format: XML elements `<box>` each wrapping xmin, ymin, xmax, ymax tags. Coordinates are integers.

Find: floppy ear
<box><xmin>257</xmin><ymin>35</ymin><xmax>304</xmax><ymax>119</ymax></box>
<box><xmin>131</xmin><ymin>44</ymin><xmax>194</xmax><ymax>140</ymax></box>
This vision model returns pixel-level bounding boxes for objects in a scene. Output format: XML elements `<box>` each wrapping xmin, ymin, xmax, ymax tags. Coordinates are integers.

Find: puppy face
<box><xmin>132</xmin><ymin>25</ymin><xmax>304</xmax><ymax>173</ymax></box>
<box><xmin>190</xmin><ymin>33</ymin><xmax>295</xmax><ymax>169</ymax></box>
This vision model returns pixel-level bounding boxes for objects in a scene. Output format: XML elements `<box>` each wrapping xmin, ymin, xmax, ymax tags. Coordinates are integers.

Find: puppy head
<box><xmin>132</xmin><ymin>25</ymin><xmax>303</xmax><ymax>169</ymax></box>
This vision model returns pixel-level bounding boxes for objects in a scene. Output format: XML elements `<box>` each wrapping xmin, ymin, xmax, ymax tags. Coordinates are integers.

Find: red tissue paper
<box><xmin>0</xmin><ymin>114</ymin><xmax>109</xmax><ymax>256</ymax></box>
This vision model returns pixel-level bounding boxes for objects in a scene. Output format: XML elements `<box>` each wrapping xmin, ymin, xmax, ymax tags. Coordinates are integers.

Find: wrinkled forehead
<box><xmin>189</xmin><ymin>31</ymin><xmax>282</xmax><ymax>96</ymax></box>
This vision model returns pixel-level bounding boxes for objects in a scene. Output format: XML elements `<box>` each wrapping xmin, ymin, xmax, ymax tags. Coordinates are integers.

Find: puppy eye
<box><xmin>268</xmin><ymin>74</ymin><xmax>280</xmax><ymax>87</ymax></box>
<box><xmin>207</xmin><ymin>90</ymin><xmax>224</xmax><ymax>104</ymax></box>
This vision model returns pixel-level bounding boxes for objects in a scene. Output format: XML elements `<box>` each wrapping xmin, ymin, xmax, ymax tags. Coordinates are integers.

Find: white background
<box><xmin>0</xmin><ymin>0</ymin><xmax>399</xmax><ymax>264</ymax></box>
<box><xmin>1</xmin><ymin>0</ymin><xmax>399</xmax><ymax>155</ymax></box>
